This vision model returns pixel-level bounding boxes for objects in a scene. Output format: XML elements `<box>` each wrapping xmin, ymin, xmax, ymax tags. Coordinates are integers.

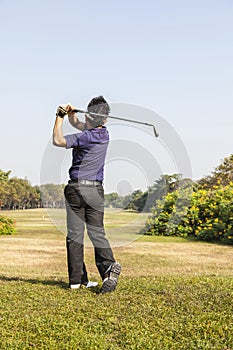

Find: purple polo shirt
<box><xmin>64</xmin><ymin>127</ymin><xmax>109</xmax><ymax>182</ymax></box>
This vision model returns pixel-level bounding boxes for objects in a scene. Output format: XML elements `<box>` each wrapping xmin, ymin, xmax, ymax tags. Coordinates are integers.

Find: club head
<box><xmin>153</xmin><ymin>126</ymin><xmax>159</xmax><ymax>137</ymax></box>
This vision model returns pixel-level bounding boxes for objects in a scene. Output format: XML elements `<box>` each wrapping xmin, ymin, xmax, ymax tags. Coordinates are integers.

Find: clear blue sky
<box><xmin>1</xmin><ymin>0</ymin><xmax>232</xmax><ymax>193</ymax></box>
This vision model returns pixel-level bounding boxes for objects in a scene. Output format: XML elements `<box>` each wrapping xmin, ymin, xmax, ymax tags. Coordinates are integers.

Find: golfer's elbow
<box><xmin>53</xmin><ymin>136</ymin><xmax>66</xmax><ymax>147</ymax></box>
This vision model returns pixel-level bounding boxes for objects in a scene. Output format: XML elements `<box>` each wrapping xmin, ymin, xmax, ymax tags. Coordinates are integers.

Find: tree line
<box><xmin>0</xmin><ymin>170</ymin><xmax>66</xmax><ymax>210</ymax></box>
<box><xmin>0</xmin><ymin>170</ymin><xmax>41</xmax><ymax>210</ymax></box>
<box><xmin>2</xmin><ymin>154</ymin><xmax>232</xmax><ymax>212</ymax></box>
<box><xmin>0</xmin><ymin>169</ymin><xmax>190</xmax><ymax>212</ymax></box>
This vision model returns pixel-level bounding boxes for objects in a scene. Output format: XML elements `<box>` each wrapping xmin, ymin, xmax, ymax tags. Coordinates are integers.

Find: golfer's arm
<box><xmin>68</xmin><ymin>114</ymin><xmax>86</xmax><ymax>131</ymax></box>
<box><xmin>53</xmin><ymin>117</ymin><xmax>67</xmax><ymax>147</ymax></box>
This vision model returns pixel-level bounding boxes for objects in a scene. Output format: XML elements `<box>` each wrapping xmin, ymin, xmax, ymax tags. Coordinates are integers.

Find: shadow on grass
<box><xmin>0</xmin><ymin>275</ymin><xmax>100</xmax><ymax>294</ymax></box>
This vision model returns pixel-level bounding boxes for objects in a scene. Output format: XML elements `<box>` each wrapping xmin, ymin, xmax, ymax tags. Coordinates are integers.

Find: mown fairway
<box><xmin>0</xmin><ymin>209</ymin><xmax>233</xmax><ymax>350</ymax></box>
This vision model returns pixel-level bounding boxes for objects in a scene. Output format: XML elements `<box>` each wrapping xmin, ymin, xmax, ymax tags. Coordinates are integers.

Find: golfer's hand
<box><xmin>56</xmin><ymin>104</ymin><xmax>68</xmax><ymax>118</ymax></box>
<box><xmin>66</xmin><ymin>103</ymin><xmax>77</xmax><ymax>116</ymax></box>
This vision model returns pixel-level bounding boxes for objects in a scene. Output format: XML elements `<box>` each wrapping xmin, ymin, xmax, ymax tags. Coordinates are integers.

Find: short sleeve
<box><xmin>64</xmin><ymin>131</ymin><xmax>89</xmax><ymax>149</ymax></box>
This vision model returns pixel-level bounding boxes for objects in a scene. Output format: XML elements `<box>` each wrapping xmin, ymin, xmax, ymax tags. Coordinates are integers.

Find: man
<box><xmin>53</xmin><ymin>96</ymin><xmax>121</xmax><ymax>293</ymax></box>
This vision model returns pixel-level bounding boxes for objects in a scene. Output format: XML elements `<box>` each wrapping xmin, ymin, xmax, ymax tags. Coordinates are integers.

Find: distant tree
<box><xmin>40</xmin><ymin>184</ymin><xmax>65</xmax><ymax>208</ymax></box>
<box><xmin>0</xmin><ymin>170</ymin><xmax>10</xmax><ymax>208</ymax></box>
<box><xmin>8</xmin><ymin>178</ymin><xmax>40</xmax><ymax>209</ymax></box>
<box><xmin>0</xmin><ymin>170</ymin><xmax>40</xmax><ymax>209</ymax></box>
<box><xmin>143</xmin><ymin>174</ymin><xmax>190</xmax><ymax>212</ymax></box>
<box><xmin>105</xmin><ymin>192</ymin><xmax>119</xmax><ymax>207</ymax></box>
<box><xmin>0</xmin><ymin>169</ymin><xmax>11</xmax><ymax>182</ymax></box>
<box><xmin>107</xmin><ymin>174</ymin><xmax>193</xmax><ymax>213</ymax></box>
<box><xmin>124</xmin><ymin>190</ymin><xmax>144</xmax><ymax>211</ymax></box>
<box><xmin>198</xmin><ymin>154</ymin><xmax>233</xmax><ymax>189</ymax></box>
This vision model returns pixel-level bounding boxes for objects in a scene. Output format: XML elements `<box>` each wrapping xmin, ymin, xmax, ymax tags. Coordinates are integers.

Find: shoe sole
<box><xmin>70</xmin><ymin>284</ymin><xmax>81</xmax><ymax>289</ymax></box>
<box><xmin>85</xmin><ymin>281</ymin><xmax>98</xmax><ymax>288</ymax></box>
<box><xmin>101</xmin><ymin>262</ymin><xmax>121</xmax><ymax>294</ymax></box>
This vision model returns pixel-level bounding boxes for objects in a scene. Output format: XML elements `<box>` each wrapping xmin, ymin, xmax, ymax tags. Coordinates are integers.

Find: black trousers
<box><xmin>64</xmin><ymin>182</ymin><xmax>115</xmax><ymax>285</ymax></box>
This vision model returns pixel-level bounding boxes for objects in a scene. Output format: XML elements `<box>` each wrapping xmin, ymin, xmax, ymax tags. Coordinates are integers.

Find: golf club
<box><xmin>72</xmin><ymin>108</ymin><xmax>159</xmax><ymax>137</ymax></box>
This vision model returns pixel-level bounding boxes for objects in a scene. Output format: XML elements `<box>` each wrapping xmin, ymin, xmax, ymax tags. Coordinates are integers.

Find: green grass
<box><xmin>1</xmin><ymin>209</ymin><xmax>233</xmax><ymax>349</ymax></box>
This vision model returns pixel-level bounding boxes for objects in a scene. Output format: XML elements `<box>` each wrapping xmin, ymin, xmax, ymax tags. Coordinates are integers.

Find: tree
<box><xmin>124</xmin><ymin>190</ymin><xmax>145</xmax><ymax>211</ymax></box>
<box><xmin>0</xmin><ymin>169</ymin><xmax>11</xmax><ymax>182</ymax></box>
<box><xmin>0</xmin><ymin>170</ymin><xmax>40</xmax><ymax>209</ymax></box>
<box><xmin>40</xmin><ymin>184</ymin><xmax>65</xmax><ymax>208</ymax></box>
<box><xmin>142</xmin><ymin>174</ymin><xmax>190</xmax><ymax>212</ymax></box>
<box><xmin>198</xmin><ymin>154</ymin><xmax>233</xmax><ymax>189</ymax></box>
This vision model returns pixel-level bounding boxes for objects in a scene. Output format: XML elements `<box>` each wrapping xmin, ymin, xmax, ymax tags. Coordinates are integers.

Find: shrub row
<box><xmin>143</xmin><ymin>183</ymin><xmax>233</xmax><ymax>244</ymax></box>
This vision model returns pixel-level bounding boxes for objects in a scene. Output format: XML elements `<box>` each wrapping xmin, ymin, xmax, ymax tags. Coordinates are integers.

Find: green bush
<box><xmin>143</xmin><ymin>183</ymin><xmax>233</xmax><ymax>244</ymax></box>
<box><xmin>0</xmin><ymin>215</ymin><xmax>16</xmax><ymax>235</ymax></box>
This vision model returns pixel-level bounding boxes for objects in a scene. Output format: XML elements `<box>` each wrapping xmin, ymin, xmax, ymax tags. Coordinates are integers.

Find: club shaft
<box><xmin>73</xmin><ymin>109</ymin><xmax>159</xmax><ymax>137</ymax></box>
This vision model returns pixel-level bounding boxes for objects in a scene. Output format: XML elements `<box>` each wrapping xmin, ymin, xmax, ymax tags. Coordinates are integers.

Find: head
<box><xmin>86</xmin><ymin>96</ymin><xmax>110</xmax><ymax>128</ymax></box>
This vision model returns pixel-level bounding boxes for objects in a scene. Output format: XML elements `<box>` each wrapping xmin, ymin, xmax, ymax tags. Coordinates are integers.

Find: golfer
<box><xmin>53</xmin><ymin>96</ymin><xmax>121</xmax><ymax>293</ymax></box>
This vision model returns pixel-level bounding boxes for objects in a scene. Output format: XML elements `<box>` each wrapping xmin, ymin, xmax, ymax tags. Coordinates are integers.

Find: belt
<box><xmin>68</xmin><ymin>179</ymin><xmax>102</xmax><ymax>186</ymax></box>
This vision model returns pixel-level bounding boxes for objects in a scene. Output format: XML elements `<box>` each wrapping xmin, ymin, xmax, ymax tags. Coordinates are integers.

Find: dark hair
<box><xmin>87</xmin><ymin>95</ymin><xmax>110</xmax><ymax>127</ymax></box>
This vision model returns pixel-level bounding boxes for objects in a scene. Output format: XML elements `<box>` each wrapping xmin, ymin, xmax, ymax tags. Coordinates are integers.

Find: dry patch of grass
<box><xmin>1</xmin><ymin>209</ymin><xmax>233</xmax><ymax>280</ymax></box>
<box><xmin>119</xmin><ymin>239</ymin><xmax>233</xmax><ymax>278</ymax></box>
<box><xmin>0</xmin><ymin>236</ymin><xmax>66</xmax><ymax>280</ymax></box>
<box><xmin>1</xmin><ymin>232</ymin><xmax>233</xmax><ymax>282</ymax></box>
